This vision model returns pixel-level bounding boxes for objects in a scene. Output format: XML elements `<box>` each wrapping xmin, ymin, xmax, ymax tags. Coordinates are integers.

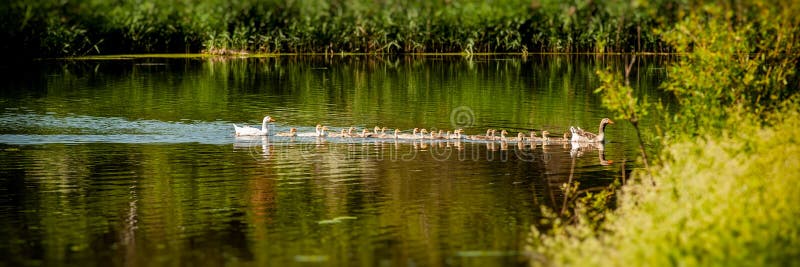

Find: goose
<box><xmin>452</xmin><ymin>129</ymin><xmax>464</xmax><ymax>139</ymax></box>
<box><xmin>397</xmin><ymin>129</ymin><xmax>418</xmax><ymax>139</ymax></box>
<box><xmin>360</xmin><ymin>129</ymin><xmax>375</xmax><ymax>138</ymax></box>
<box><xmin>544</xmin><ymin>131</ymin><xmax>569</xmax><ymax>144</ymax></box>
<box><xmin>233</xmin><ymin>116</ymin><xmax>275</xmax><ymax>136</ymax></box>
<box><xmin>297</xmin><ymin>125</ymin><xmax>330</xmax><ymax>137</ymax></box>
<box><xmin>499</xmin><ymin>130</ymin><xmax>509</xmax><ymax>141</ymax></box>
<box><xmin>512</xmin><ymin>132</ymin><xmax>526</xmax><ymax>142</ymax></box>
<box><xmin>571</xmin><ymin>118</ymin><xmax>614</xmax><ymax>143</ymax></box>
<box><xmin>419</xmin><ymin>129</ymin><xmax>429</xmax><ymax>139</ymax></box>
<box><xmin>540</xmin><ymin>130</ymin><xmax>551</xmax><ymax>143</ymax></box>
<box><xmin>347</xmin><ymin>127</ymin><xmax>359</xmax><ymax>137</ymax></box>
<box><xmin>316</xmin><ymin>125</ymin><xmax>330</xmax><ymax>137</ymax></box>
<box><xmin>469</xmin><ymin>129</ymin><xmax>496</xmax><ymax>141</ymax></box>
<box><xmin>393</xmin><ymin>129</ymin><xmax>400</xmax><ymax>139</ymax></box>
<box><xmin>503</xmin><ymin>131</ymin><xmax>524</xmax><ymax>142</ymax></box>
<box><xmin>429</xmin><ymin>130</ymin><xmax>438</xmax><ymax>139</ymax></box>
<box><xmin>276</xmin><ymin>128</ymin><xmax>297</xmax><ymax>137</ymax></box>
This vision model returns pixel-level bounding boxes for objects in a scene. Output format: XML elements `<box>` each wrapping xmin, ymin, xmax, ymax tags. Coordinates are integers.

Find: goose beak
<box><xmin>608</xmin><ymin>119</ymin><xmax>614</xmax><ymax>124</ymax></box>
<box><xmin>268</xmin><ymin>117</ymin><xmax>275</xmax><ymax>122</ymax></box>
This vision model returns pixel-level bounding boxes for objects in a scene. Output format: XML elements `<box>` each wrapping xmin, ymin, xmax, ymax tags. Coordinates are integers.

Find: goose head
<box><xmin>317</xmin><ymin>125</ymin><xmax>329</xmax><ymax>136</ymax></box>
<box><xmin>517</xmin><ymin>132</ymin><xmax>525</xmax><ymax>140</ymax></box>
<box><xmin>499</xmin><ymin>130</ymin><xmax>508</xmax><ymax>141</ymax></box>
<box><xmin>601</xmin><ymin>118</ymin><xmax>615</xmax><ymax>126</ymax></box>
<box><xmin>381</xmin><ymin>127</ymin><xmax>388</xmax><ymax>134</ymax></box>
<box><xmin>374</xmin><ymin>126</ymin><xmax>381</xmax><ymax>133</ymax></box>
<box><xmin>542</xmin><ymin>130</ymin><xmax>550</xmax><ymax>140</ymax></box>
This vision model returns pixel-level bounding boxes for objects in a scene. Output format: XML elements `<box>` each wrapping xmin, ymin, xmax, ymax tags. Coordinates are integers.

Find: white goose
<box><xmin>570</xmin><ymin>118</ymin><xmax>614</xmax><ymax>143</ymax></box>
<box><xmin>233</xmin><ymin>116</ymin><xmax>275</xmax><ymax>136</ymax></box>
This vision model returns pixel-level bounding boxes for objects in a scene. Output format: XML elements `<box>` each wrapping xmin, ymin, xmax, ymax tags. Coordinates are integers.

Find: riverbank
<box><xmin>3</xmin><ymin>0</ymin><xmax>679</xmax><ymax>59</ymax></box>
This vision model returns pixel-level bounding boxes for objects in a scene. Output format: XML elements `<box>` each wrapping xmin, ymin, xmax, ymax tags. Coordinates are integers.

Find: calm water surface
<box><xmin>0</xmin><ymin>55</ymin><xmax>668</xmax><ymax>266</ymax></box>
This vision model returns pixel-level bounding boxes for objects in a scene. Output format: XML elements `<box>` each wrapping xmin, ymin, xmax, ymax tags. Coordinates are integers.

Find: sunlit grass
<box><xmin>527</xmin><ymin>111</ymin><xmax>800</xmax><ymax>266</ymax></box>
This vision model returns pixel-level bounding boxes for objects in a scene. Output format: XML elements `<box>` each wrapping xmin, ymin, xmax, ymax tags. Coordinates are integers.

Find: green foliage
<box><xmin>595</xmin><ymin>67</ymin><xmax>650</xmax><ymax>125</ymax></box>
<box><xmin>659</xmin><ymin>1</ymin><xmax>800</xmax><ymax>137</ymax></box>
<box><xmin>528</xmin><ymin>111</ymin><xmax>800</xmax><ymax>266</ymax></box>
<box><xmin>528</xmin><ymin>1</ymin><xmax>800</xmax><ymax>266</ymax></box>
<box><xmin>0</xmin><ymin>0</ymin><xmax>682</xmax><ymax>58</ymax></box>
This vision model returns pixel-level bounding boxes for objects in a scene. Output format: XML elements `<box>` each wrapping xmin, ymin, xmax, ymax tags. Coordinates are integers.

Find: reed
<box><xmin>1</xmin><ymin>0</ymin><xmax>683</xmax><ymax>58</ymax></box>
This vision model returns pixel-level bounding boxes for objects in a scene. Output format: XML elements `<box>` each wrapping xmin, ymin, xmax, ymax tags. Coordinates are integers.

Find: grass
<box><xmin>527</xmin><ymin>111</ymin><xmax>800</xmax><ymax>266</ymax></box>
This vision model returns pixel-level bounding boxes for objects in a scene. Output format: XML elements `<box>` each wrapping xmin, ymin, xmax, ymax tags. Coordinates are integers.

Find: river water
<box><xmin>0</xmin><ymin>55</ymin><xmax>668</xmax><ymax>266</ymax></box>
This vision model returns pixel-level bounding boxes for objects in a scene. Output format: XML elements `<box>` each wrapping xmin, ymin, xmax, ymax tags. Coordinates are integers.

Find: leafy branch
<box><xmin>594</xmin><ymin>56</ymin><xmax>654</xmax><ymax>185</ymax></box>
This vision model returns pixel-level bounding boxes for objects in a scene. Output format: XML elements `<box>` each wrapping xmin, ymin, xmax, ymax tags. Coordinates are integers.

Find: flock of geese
<box><xmin>233</xmin><ymin>116</ymin><xmax>614</xmax><ymax>144</ymax></box>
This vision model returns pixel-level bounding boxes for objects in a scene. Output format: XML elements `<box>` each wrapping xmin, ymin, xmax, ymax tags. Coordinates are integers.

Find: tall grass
<box><xmin>1</xmin><ymin>0</ymin><xmax>683</xmax><ymax>58</ymax></box>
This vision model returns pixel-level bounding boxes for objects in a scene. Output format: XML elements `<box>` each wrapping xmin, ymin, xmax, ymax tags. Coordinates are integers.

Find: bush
<box><xmin>529</xmin><ymin>110</ymin><xmax>800</xmax><ymax>267</ymax></box>
<box><xmin>527</xmin><ymin>1</ymin><xmax>800</xmax><ymax>266</ymax></box>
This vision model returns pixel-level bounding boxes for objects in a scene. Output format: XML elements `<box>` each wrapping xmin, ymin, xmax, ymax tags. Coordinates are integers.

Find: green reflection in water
<box><xmin>0</xmin><ymin>55</ymin><xmax>669</xmax><ymax>266</ymax></box>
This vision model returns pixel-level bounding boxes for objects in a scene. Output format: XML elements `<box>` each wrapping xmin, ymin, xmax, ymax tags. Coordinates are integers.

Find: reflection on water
<box><xmin>0</xmin><ymin>55</ymin><xmax>667</xmax><ymax>266</ymax></box>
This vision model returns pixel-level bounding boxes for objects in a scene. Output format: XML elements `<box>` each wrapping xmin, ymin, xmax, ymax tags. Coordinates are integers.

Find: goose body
<box><xmin>297</xmin><ymin>125</ymin><xmax>330</xmax><ymax>137</ymax></box>
<box><xmin>347</xmin><ymin>127</ymin><xmax>359</xmax><ymax>137</ymax></box>
<box><xmin>499</xmin><ymin>130</ymin><xmax>509</xmax><ymax>141</ymax></box>
<box><xmin>570</xmin><ymin>118</ymin><xmax>614</xmax><ymax>143</ymax></box>
<box><xmin>275</xmin><ymin>128</ymin><xmax>297</xmax><ymax>137</ymax></box>
<box><xmin>468</xmin><ymin>129</ymin><xmax>496</xmax><ymax>141</ymax></box>
<box><xmin>451</xmin><ymin>129</ymin><xmax>464</xmax><ymax>139</ymax></box>
<box><xmin>233</xmin><ymin>116</ymin><xmax>275</xmax><ymax>136</ymax></box>
<box><xmin>396</xmin><ymin>128</ymin><xmax>418</xmax><ymax>139</ymax></box>
<box><xmin>541</xmin><ymin>131</ymin><xmax>569</xmax><ymax>144</ymax></box>
<box><xmin>520</xmin><ymin>132</ymin><xmax>527</xmax><ymax>142</ymax></box>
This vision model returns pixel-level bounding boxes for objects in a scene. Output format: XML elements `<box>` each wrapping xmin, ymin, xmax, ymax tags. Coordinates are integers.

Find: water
<box><xmin>0</xmin><ymin>55</ymin><xmax>668</xmax><ymax>266</ymax></box>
